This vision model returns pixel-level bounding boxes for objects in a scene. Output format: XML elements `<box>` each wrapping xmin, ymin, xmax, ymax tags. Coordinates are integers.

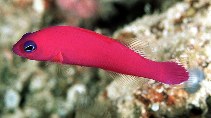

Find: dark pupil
<box><xmin>25</xmin><ymin>45</ymin><xmax>34</xmax><ymax>52</ymax></box>
<box><xmin>24</xmin><ymin>41</ymin><xmax>37</xmax><ymax>53</ymax></box>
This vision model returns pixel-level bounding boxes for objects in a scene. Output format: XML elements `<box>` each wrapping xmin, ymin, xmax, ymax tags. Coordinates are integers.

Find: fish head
<box><xmin>12</xmin><ymin>30</ymin><xmax>59</xmax><ymax>61</ymax></box>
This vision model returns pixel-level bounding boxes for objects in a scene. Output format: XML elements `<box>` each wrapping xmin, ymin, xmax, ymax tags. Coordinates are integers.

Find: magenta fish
<box><xmin>12</xmin><ymin>26</ymin><xmax>189</xmax><ymax>84</ymax></box>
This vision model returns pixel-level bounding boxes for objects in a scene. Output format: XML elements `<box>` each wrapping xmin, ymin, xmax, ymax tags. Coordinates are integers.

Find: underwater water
<box><xmin>0</xmin><ymin>0</ymin><xmax>211</xmax><ymax>118</ymax></box>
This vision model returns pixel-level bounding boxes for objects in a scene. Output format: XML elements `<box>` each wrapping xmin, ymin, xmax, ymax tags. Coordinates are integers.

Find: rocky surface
<box><xmin>110</xmin><ymin>0</ymin><xmax>211</xmax><ymax>117</ymax></box>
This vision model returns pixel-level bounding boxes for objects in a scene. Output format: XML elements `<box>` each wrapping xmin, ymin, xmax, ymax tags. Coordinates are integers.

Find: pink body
<box><xmin>12</xmin><ymin>26</ymin><xmax>189</xmax><ymax>84</ymax></box>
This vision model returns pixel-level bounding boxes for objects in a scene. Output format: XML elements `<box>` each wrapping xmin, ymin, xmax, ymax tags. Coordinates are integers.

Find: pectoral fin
<box><xmin>51</xmin><ymin>52</ymin><xmax>63</xmax><ymax>63</ymax></box>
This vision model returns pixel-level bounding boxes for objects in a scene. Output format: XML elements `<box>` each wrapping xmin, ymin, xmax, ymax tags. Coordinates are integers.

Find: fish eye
<box><xmin>24</xmin><ymin>40</ymin><xmax>37</xmax><ymax>53</ymax></box>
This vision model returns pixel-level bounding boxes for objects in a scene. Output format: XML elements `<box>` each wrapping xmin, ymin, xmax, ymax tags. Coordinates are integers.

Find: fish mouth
<box><xmin>12</xmin><ymin>45</ymin><xmax>19</xmax><ymax>55</ymax></box>
<box><xmin>12</xmin><ymin>44</ymin><xmax>23</xmax><ymax>57</ymax></box>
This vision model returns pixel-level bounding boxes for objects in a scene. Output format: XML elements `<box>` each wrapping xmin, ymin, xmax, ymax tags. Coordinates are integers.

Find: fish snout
<box><xmin>12</xmin><ymin>44</ymin><xmax>21</xmax><ymax>56</ymax></box>
<box><xmin>12</xmin><ymin>45</ymin><xmax>17</xmax><ymax>54</ymax></box>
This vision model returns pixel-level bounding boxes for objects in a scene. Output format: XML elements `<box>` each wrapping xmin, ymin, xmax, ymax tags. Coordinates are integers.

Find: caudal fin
<box><xmin>158</xmin><ymin>62</ymin><xmax>189</xmax><ymax>85</ymax></box>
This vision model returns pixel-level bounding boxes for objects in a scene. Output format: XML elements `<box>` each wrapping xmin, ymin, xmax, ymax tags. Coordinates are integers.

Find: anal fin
<box><xmin>106</xmin><ymin>71</ymin><xmax>150</xmax><ymax>100</ymax></box>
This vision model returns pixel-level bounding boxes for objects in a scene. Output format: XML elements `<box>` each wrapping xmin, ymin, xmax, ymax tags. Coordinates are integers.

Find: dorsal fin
<box><xmin>114</xmin><ymin>32</ymin><xmax>156</xmax><ymax>60</ymax></box>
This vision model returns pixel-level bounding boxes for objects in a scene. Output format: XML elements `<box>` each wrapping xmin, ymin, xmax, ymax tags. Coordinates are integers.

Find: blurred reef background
<box><xmin>0</xmin><ymin>0</ymin><xmax>211</xmax><ymax>118</ymax></box>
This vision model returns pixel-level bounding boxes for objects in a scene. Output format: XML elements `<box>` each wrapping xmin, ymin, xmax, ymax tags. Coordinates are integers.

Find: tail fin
<box><xmin>159</xmin><ymin>61</ymin><xmax>189</xmax><ymax>85</ymax></box>
<box><xmin>177</xmin><ymin>68</ymin><xmax>205</xmax><ymax>93</ymax></box>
